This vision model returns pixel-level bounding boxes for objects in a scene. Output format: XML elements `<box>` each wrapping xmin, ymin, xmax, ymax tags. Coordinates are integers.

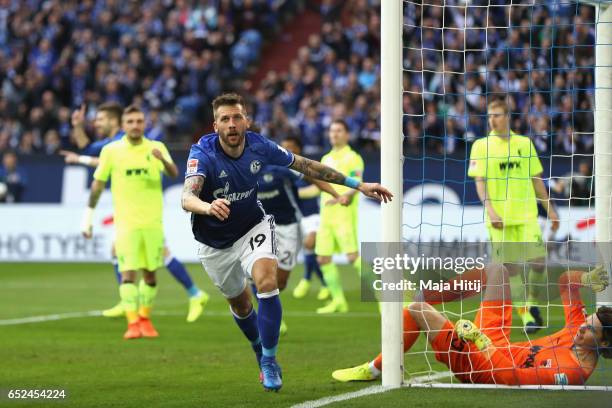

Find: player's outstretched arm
<box><xmin>290</xmin><ymin>154</ymin><xmax>393</xmax><ymax>203</ymax></box>
<box><xmin>59</xmin><ymin>150</ymin><xmax>99</xmax><ymax>168</ymax></box>
<box><xmin>81</xmin><ymin>180</ymin><xmax>105</xmax><ymax>238</ymax></box>
<box><xmin>304</xmin><ymin>177</ymin><xmax>340</xmax><ymax>199</ymax></box>
<box><xmin>181</xmin><ymin>175</ymin><xmax>230</xmax><ymax>221</ymax></box>
<box><xmin>71</xmin><ymin>104</ymin><xmax>91</xmax><ymax>150</ymax></box>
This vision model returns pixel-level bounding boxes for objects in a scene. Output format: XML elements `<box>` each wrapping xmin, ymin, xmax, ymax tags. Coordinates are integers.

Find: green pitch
<box><xmin>0</xmin><ymin>263</ymin><xmax>609</xmax><ymax>407</ymax></box>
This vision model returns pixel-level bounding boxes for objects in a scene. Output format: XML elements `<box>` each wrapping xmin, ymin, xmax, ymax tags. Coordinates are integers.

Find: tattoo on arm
<box><xmin>88</xmin><ymin>180</ymin><xmax>104</xmax><ymax>208</ymax></box>
<box><xmin>181</xmin><ymin>176</ymin><xmax>204</xmax><ymax>207</ymax></box>
<box><xmin>290</xmin><ymin>155</ymin><xmax>346</xmax><ymax>185</ymax></box>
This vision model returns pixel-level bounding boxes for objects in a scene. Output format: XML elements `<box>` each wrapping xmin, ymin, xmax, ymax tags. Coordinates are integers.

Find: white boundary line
<box><xmin>290</xmin><ymin>372</ymin><xmax>451</xmax><ymax>408</ymax></box>
<box><xmin>0</xmin><ymin>310</ymin><xmax>379</xmax><ymax>326</ymax></box>
<box><xmin>292</xmin><ymin>369</ymin><xmax>610</xmax><ymax>408</ymax></box>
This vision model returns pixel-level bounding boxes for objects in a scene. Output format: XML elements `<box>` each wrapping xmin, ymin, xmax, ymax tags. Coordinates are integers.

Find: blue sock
<box><xmin>112</xmin><ymin>258</ymin><xmax>121</xmax><ymax>284</ymax></box>
<box><xmin>257</xmin><ymin>290</ymin><xmax>282</xmax><ymax>358</ymax></box>
<box><xmin>313</xmin><ymin>257</ymin><xmax>325</xmax><ymax>286</ymax></box>
<box><xmin>315</xmin><ymin>260</ymin><xmax>327</xmax><ymax>286</ymax></box>
<box><xmin>165</xmin><ymin>256</ymin><xmax>196</xmax><ymax>292</ymax></box>
<box><xmin>304</xmin><ymin>253</ymin><xmax>316</xmax><ymax>280</ymax></box>
<box><xmin>231</xmin><ymin>307</ymin><xmax>262</xmax><ymax>364</ymax></box>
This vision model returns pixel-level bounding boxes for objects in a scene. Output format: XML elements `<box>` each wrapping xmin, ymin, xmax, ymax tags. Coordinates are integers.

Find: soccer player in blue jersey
<box><xmin>181</xmin><ymin>93</ymin><xmax>392</xmax><ymax>392</ymax></box>
<box><xmin>281</xmin><ymin>137</ymin><xmax>329</xmax><ymax>301</ymax></box>
<box><xmin>62</xmin><ymin>102</ymin><xmax>209</xmax><ymax>322</ymax></box>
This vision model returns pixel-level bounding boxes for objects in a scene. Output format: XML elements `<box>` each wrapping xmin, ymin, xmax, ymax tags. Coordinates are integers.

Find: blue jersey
<box><xmin>257</xmin><ymin>165</ymin><xmax>303</xmax><ymax>226</ymax></box>
<box><xmin>186</xmin><ymin>131</ymin><xmax>295</xmax><ymax>249</ymax></box>
<box><xmin>81</xmin><ymin>130</ymin><xmax>162</xmax><ymax>156</ymax></box>
<box><xmin>295</xmin><ymin>178</ymin><xmax>320</xmax><ymax>217</ymax></box>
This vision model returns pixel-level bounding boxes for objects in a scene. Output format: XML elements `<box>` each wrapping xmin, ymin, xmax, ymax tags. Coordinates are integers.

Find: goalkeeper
<box><xmin>332</xmin><ymin>264</ymin><xmax>611</xmax><ymax>385</ymax></box>
<box><xmin>468</xmin><ymin>99</ymin><xmax>560</xmax><ymax>333</ymax></box>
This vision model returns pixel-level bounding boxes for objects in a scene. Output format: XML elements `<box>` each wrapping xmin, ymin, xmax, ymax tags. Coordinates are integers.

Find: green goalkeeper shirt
<box><xmin>468</xmin><ymin>130</ymin><xmax>543</xmax><ymax>226</ymax></box>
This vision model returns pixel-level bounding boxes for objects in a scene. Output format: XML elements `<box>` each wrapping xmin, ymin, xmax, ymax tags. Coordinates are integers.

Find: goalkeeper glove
<box><xmin>581</xmin><ymin>265</ymin><xmax>610</xmax><ymax>293</ymax></box>
<box><xmin>455</xmin><ymin>319</ymin><xmax>492</xmax><ymax>351</ymax></box>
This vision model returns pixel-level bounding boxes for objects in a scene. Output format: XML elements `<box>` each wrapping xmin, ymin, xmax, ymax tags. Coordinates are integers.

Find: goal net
<box><xmin>379</xmin><ymin>0</ymin><xmax>612</xmax><ymax>390</ymax></box>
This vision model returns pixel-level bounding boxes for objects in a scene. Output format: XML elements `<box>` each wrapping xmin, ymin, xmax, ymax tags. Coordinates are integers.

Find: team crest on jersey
<box><xmin>250</xmin><ymin>160</ymin><xmax>262</xmax><ymax>174</ymax></box>
<box><xmin>469</xmin><ymin>160</ymin><xmax>477</xmax><ymax>170</ymax></box>
<box><xmin>187</xmin><ymin>159</ymin><xmax>198</xmax><ymax>174</ymax></box>
<box><xmin>263</xmin><ymin>173</ymin><xmax>274</xmax><ymax>183</ymax></box>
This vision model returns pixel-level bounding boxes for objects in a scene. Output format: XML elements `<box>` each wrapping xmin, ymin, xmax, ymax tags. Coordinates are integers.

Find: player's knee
<box><xmin>255</xmin><ymin>276</ymin><xmax>278</xmax><ymax>294</ymax></box>
<box><xmin>231</xmin><ymin>302</ymin><xmax>253</xmax><ymax>318</ymax></box>
<box><xmin>143</xmin><ymin>272</ymin><xmax>156</xmax><ymax>285</ymax></box>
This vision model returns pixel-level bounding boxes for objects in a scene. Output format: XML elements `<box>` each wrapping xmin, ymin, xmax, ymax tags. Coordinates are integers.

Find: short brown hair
<box><xmin>98</xmin><ymin>102</ymin><xmax>123</xmax><ymax>123</ymax></box>
<box><xmin>487</xmin><ymin>99</ymin><xmax>509</xmax><ymax>114</ymax></box>
<box><xmin>212</xmin><ymin>93</ymin><xmax>245</xmax><ymax>118</ymax></box>
<box><xmin>331</xmin><ymin>119</ymin><xmax>350</xmax><ymax>132</ymax></box>
<box><xmin>597</xmin><ymin>306</ymin><xmax>612</xmax><ymax>359</ymax></box>
<box><xmin>123</xmin><ymin>104</ymin><xmax>144</xmax><ymax>116</ymax></box>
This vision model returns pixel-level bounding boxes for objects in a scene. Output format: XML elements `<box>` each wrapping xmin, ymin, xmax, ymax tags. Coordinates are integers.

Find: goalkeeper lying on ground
<box><xmin>333</xmin><ymin>264</ymin><xmax>611</xmax><ymax>385</ymax></box>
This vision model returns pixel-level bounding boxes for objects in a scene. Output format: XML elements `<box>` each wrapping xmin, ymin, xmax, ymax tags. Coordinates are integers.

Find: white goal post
<box><xmin>380</xmin><ymin>0</ymin><xmax>612</xmax><ymax>390</ymax></box>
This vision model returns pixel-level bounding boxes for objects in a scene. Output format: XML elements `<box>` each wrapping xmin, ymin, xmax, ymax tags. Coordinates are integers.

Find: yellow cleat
<box><xmin>316</xmin><ymin>300</ymin><xmax>349</xmax><ymax>314</ymax></box>
<box><xmin>102</xmin><ymin>302</ymin><xmax>125</xmax><ymax>318</ymax></box>
<box><xmin>332</xmin><ymin>362</ymin><xmax>377</xmax><ymax>382</ymax></box>
<box><xmin>187</xmin><ymin>292</ymin><xmax>210</xmax><ymax>323</ymax></box>
<box><xmin>292</xmin><ymin>279</ymin><xmax>311</xmax><ymax>299</ymax></box>
<box><xmin>279</xmin><ymin>320</ymin><xmax>288</xmax><ymax>336</ymax></box>
<box><xmin>316</xmin><ymin>287</ymin><xmax>330</xmax><ymax>301</ymax></box>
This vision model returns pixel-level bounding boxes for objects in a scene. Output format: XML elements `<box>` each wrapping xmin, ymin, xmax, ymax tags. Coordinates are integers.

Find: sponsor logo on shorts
<box><xmin>187</xmin><ymin>159</ymin><xmax>198</xmax><ymax>174</ymax></box>
<box><xmin>554</xmin><ymin>373</ymin><xmax>568</xmax><ymax>385</ymax></box>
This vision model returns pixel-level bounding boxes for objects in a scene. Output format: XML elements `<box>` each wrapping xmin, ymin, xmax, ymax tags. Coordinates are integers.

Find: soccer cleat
<box><xmin>123</xmin><ymin>322</ymin><xmax>141</xmax><ymax>340</ymax></box>
<box><xmin>186</xmin><ymin>292</ymin><xmax>210</xmax><ymax>323</ymax></box>
<box><xmin>524</xmin><ymin>306</ymin><xmax>544</xmax><ymax>334</ymax></box>
<box><xmin>279</xmin><ymin>320</ymin><xmax>288</xmax><ymax>336</ymax></box>
<box><xmin>317</xmin><ymin>287</ymin><xmax>330</xmax><ymax>301</ymax></box>
<box><xmin>332</xmin><ymin>362</ymin><xmax>377</xmax><ymax>382</ymax></box>
<box><xmin>292</xmin><ymin>279</ymin><xmax>311</xmax><ymax>299</ymax></box>
<box><xmin>316</xmin><ymin>300</ymin><xmax>349</xmax><ymax>314</ymax></box>
<box><xmin>455</xmin><ymin>319</ymin><xmax>491</xmax><ymax>351</ymax></box>
<box><xmin>260</xmin><ymin>356</ymin><xmax>283</xmax><ymax>392</ymax></box>
<box><xmin>139</xmin><ymin>317</ymin><xmax>159</xmax><ymax>338</ymax></box>
<box><xmin>102</xmin><ymin>302</ymin><xmax>125</xmax><ymax>318</ymax></box>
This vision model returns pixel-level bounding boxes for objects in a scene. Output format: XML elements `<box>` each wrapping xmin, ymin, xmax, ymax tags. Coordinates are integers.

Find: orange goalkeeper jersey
<box><xmin>487</xmin><ymin>271</ymin><xmax>593</xmax><ymax>385</ymax></box>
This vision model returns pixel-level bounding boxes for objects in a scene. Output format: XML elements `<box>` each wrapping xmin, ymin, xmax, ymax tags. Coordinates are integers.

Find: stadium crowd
<box><xmin>402</xmin><ymin>0</ymin><xmax>597</xmax><ymax>156</ymax></box>
<box><xmin>0</xmin><ymin>0</ymin><xmax>294</xmax><ymax>155</ymax></box>
<box><xmin>0</xmin><ymin>0</ymin><xmax>600</xmax><ymax>204</ymax></box>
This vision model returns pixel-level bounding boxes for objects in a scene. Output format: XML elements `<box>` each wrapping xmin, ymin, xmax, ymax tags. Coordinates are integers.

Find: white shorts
<box><xmin>300</xmin><ymin>214</ymin><xmax>320</xmax><ymax>236</ymax></box>
<box><xmin>197</xmin><ymin>215</ymin><xmax>277</xmax><ymax>299</ymax></box>
<box><xmin>275</xmin><ymin>222</ymin><xmax>301</xmax><ymax>271</ymax></box>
